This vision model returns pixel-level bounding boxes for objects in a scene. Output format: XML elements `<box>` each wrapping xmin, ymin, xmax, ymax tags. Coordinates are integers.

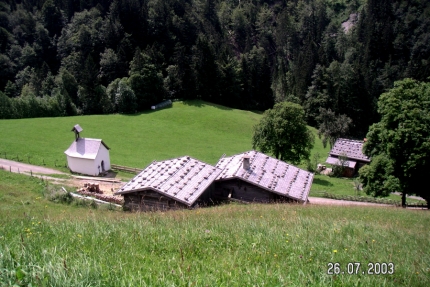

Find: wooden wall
<box><xmin>122</xmin><ymin>185</ymin><xmax>216</xmax><ymax>212</ymax></box>
<box><xmin>123</xmin><ymin>190</ymin><xmax>188</xmax><ymax>212</ymax></box>
<box><xmin>214</xmin><ymin>179</ymin><xmax>292</xmax><ymax>203</ymax></box>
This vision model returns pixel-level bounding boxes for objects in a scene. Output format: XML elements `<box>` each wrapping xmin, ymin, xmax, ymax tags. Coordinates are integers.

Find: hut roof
<box><xmin>115</xmin><ymin>156</ymin><xmax>222</xmax><ymax>206</ymax></box>
<box><xmin>329</xmin><ymin>138</ymin><xmax>370</xmax><ymax>162</ymax></box>
<box><xmin>215</xmin><ymin>151</ymin><xmax>314</xmax><ymax>202</ymax></box>
<box><xmin>64</xmin><ymin>138</ymin><xmax>110</xmax><ymax>160</ymax></box>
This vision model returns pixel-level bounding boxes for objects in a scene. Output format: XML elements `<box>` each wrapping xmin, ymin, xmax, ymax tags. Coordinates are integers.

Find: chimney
<box><xmin>242</xmin><ymin>155</ymin><xmax>250</xmax><ymax>170</ymax></box>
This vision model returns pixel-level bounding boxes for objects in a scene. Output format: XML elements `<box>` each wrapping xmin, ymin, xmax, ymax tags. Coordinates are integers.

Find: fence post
<box><xmin>31</xmin><ymin>170</ymin><xmax>32</xmax><ymax>177</ymax></box>
<box><xmin>9</xmin><ymin>166</ymin><xmax>11</xmax><ymax>172</ymax></box>
<box><xmin>18</xmin><ymin>168</ymin><xmax>20</xmax><ymax>174</ymax></box>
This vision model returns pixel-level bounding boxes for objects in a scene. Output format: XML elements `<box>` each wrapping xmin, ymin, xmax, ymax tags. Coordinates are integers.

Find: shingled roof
<box><xmin>215</xmin><ymin>151</ymin><xmax>314</xmax><ymax>202</ymax></box>
<box><xmin>115</xmin><ymin>156</ymin><xmax>222</xmax><ymax>206</ymax></box>
<box><xmin>64</xmin><ymin>138</ymin><xmax>110</xmax><ymax>159</ymax></box>
<box><xmin>329</xmin><ymin>138</ymin><xmax>370</xmax><ymax>162</ymax></box>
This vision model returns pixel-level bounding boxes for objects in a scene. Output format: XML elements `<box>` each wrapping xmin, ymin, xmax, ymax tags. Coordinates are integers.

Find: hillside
<box><xmin>0</xmin><ymin>100</ymin><xmax>262</xmax><ymax>168</ymax></box>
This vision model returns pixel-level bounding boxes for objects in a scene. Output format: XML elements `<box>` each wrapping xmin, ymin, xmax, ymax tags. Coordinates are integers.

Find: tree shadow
<box><xmin>121</xmin><ymin>105</ymin><xmax>173</xmax><ymax>116</ymax></box>
<box><xmin>312</xmin><ymin>177</ymin><xmax>333</xmax><ymax>186</ymax></box>
<box><xmin>182</xmin><ymin>99</ymin><xmax>233</xmax><ymax>110</ymax></box>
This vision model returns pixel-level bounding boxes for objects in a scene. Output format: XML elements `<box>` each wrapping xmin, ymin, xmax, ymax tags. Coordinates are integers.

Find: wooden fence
<box><xmin>111</xmin><ymin>164</ymin><xmax>142</xmax><ymax>174</ymax></box>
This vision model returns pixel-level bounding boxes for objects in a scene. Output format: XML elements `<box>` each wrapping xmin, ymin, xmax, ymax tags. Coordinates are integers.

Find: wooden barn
<box><xmin>214</xmin><ymin>151</ymin><xmax>314</xmax><ymax>204</ymax></box>
<box><xmin>325</xmin><ymin>138</ymin><xmax>371</xmax><ymax>177</ymax></box>
<box><xmin>115</xmin><ymin>156</ymin><xmax>222</xmax><ymax>212</ymax></box>
<box><xmin>64</xmin><ymin>124</ymin><xmax>111</xmax><ymax>176</ymax></box>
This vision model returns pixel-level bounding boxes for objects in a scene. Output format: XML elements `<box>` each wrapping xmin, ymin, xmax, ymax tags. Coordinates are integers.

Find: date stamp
<box><xmin>327</xmin><ymin>262</ymin><xmax>395</xmax><ymax>275</ymax></box>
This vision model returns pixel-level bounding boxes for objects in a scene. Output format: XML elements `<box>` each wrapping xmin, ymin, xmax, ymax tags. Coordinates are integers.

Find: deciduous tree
<box><xmin>359</xmin><ymin>78</ymin><xmax>430</xmax><ymax>207</ymax></box>
<box><xmin>252</xmin><ymin>101</ymin><xmax>314</xmax><ymax>164</ymax></box>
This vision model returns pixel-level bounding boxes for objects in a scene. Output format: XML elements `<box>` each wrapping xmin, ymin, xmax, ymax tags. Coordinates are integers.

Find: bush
<box><xmin>48</xmin><ymin>190</ymin><xmax>74</xmax><ymax>204</ymax></box>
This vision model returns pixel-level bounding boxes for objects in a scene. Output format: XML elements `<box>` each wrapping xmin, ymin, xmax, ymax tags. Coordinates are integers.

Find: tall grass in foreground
<box><xmin>1</xmin><ymin>203</ymin><xmax>429</xmax><ymax>286</ymax></box>
<box><xmin>0</xmin><ymin>171</ymin><xmax>429</xmax><ymax>286</ymax></box>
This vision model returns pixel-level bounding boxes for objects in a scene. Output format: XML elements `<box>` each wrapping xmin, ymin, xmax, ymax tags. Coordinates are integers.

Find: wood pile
<box><xmin>79</xmin><ymin>182</ymin><xmax>102</xmax><ymax>193</ymax></box>
<box><xmin>77</xmin><ymin>190</ymin><xmax>124</xmax><ymax>205</ymax></box>
<box><xmin>76</xmin><ymin>182</ymin><xmax>124</xmax><ymax>205</ymax></box>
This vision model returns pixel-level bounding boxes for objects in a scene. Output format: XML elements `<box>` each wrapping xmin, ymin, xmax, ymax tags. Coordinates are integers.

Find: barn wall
<box><xmin>67</xmin><ymin>156</ymin><xmax>97</xmax><ymax>176</ymax></box>
<box><xmin>94</xmin><ymin>145</ymin><xmax>111</xmax><ymax>172</ymax></box>
<box><xmin>192</xmin><ymin>183</ymin><xmax>216</xmax><ymax>207</ymax></box>
<box><xmin>123</xmin><ymin>190</ymin><xmax>188</xmax><ymax>212</ymax></box>
<box><xmin>214</xmin><ymin>179</ymin><xmax>288</xmax><ymax>203</ymax></box>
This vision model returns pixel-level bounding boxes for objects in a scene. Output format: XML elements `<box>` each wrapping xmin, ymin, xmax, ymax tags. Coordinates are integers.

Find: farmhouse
<box><xmin>115</xmin><ymin>156</ymin><xmax>222</xmax><ymax>211</ymax></box>
<box><xmin>325</xmin><ymin>138</ymin><xmax>371</xmax><ymax>177</ymax></box>
<box><xmin>214</xmin><ymin>151</ymin><xmax>313</xmax><ymax>203</ymax></box>
<box><xmin>64</xmin><ymin>125</ymin><xmax>111</xmax><ymax>176</ymax></box>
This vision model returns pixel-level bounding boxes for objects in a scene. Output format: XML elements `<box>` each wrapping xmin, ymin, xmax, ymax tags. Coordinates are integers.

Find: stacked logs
<box><xmin>80</xmin><ymin>182</ymin><xmax>102</xmax><ymax>193</ymax></box>
<box><xmin>76</xmin><ymin>182</ymin><xmax>124</xmax><ymax>205</ymax></box>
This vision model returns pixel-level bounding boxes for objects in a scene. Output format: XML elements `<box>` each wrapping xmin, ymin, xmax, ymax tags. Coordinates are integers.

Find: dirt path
<box><xmin>0</xmin><ymin>158</ymin><xmax>66</xmax><ymax>175</ymax></box>
<box><xmin>0</xmin><ymin>158</ymin><xmax>124</xmax><ymax>194</ymax></box>
<box><xmin>308</xmin><ymin>197</ymin><xmax>392</xmax><ymax>207</ymax></box>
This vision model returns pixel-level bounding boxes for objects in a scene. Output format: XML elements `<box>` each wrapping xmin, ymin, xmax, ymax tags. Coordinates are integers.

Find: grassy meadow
<box><xmin>0</xmin><ymin>100</ymin><xmax>261</xmax><ymax>169</ymax></box>
<box><xmin>0</xmin><ymin>170</ymin><xmax>429</xmax><ymax>286</ymax></box>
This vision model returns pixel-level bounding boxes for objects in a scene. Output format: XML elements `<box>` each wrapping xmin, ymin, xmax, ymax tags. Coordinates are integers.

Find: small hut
<box><xmin>115</xmin><ymin>156</ymin><xmax>222</xmax><ymax>211</ymax></box>
<box><xmin>64</xmin><ymin>124</ymin><xmax>111</xmax><ymax>176</ymax></box>
<box><xmin>325</xmin><ymin>138</ymin><xmax>370</xmax><ymax>177</ymax></box>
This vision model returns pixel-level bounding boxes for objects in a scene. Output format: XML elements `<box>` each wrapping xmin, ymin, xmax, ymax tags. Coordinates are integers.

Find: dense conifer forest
<box><xmin>0</xmin><ymin>0</ymin><xmax>429</xmax><ymax>137</ymax></box>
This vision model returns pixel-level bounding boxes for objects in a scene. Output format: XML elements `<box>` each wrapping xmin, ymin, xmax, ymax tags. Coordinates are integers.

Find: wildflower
<box><xmin>333</xmin><ymin>250</ymin><xmax>337</xmax><ymax>253</ymax></box>
<box><xmin>286</xmin><ymin>240</ymin><xmax>289</xmax><ymax>243</ymax></box>
<box><xmin>274</xmin><ymin>254</ymin><xmax>277</xmax><ymax>257</ymax></box>
<box><xmin>345</xmin><ymin>248</ymin><xmax>348</xmax><ymax>251</ymax></box>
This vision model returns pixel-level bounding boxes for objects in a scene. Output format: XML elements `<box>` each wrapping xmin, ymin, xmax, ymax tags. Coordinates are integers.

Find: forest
<box><xmin>0</xmin><ymin>0</ymin><xmax>429</xmax><ymax>137</ymax></box>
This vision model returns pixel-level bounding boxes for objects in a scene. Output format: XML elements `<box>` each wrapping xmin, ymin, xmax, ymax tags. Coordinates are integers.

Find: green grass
<box><xmin>0</xmin><ymin>170</ymin><xmax>429</xmax><ymax>286</ymax></box>
<box><xmin>0</xmin><ymin>100</ymin><xmax>261</xmax><ymax>170</ymax></box>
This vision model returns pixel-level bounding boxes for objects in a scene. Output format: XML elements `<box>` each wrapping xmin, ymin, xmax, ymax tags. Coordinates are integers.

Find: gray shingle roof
<box><xmin>329</xmin><ymin>138</ymin><xmax>370</xmax><ymax>162</ymax></box>
<box><xmin>64</xmin><ymin>138</ymin><xmax>110</xmax><ymax>159</ymax></box>
<box><xmin>115</xmin><ymin>156</ymin><xmax>222</xmax><ymax>206</ymax></box>
<box><xmin>215</xmin><ymin>151</ymin><xmax>314</xmax><ymax>202</ymax></box>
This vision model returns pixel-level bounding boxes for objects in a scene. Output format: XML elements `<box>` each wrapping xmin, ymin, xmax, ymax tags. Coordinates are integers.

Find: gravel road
<box><xmin>0</xmin><ymin>158</ymin><xmax>66</xmax><ymax>174</ymax></box>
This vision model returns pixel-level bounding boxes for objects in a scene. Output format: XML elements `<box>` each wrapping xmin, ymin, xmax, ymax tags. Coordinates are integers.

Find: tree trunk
<box><xmin>402</xmin><ymin>192</ymin><xmax>406</xmax><ymax>208</ymax></box>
